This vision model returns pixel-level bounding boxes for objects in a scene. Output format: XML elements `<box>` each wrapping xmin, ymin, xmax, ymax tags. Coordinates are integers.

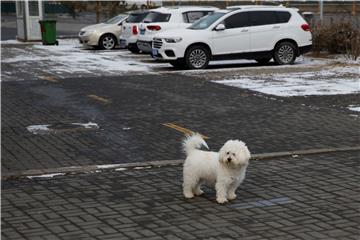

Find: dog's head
<box><xmin>219</xmin><ymin>140</ymin><xmax>251</xmax><ymax>167</ymax></box>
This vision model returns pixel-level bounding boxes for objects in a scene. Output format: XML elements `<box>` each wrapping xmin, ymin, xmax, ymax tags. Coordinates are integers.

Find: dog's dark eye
<box><xmin>232</xmin><ymin>153</ymin><xmax>236</xmax><ymax>156</ymax></box>
<box><xmin>226</xmin><ymin>152</ymin><xmax>230</xmax><ymax>155</ymax></box>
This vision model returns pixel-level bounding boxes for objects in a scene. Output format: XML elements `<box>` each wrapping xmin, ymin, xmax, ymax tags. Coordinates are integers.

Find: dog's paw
<box><xmin>184</xmin><ymin>192</ymin><xmax>195</xmax><ymax>199</ymax></box>
<box><xmin>216</xmin><ymin>197</ymin><xmax>228</xmax><ymax>204</ymax></box>
<box><xmin>194</xmin><ymin>189</ymin><xmax>204</xmax><ymax>196</ymax></box>
<box><xmin>228</xmin><ymin>193</ymin><xmax>237</xmax><ymax>201</ymax></box>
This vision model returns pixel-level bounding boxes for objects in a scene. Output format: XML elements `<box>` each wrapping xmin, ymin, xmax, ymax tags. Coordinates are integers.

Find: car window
<box><xmin>249</xmin><ymin>11</ymin><xmax>277</xmax><ymax>26</ymax></box>
<box><xmin>143</xmin><ymin>12</ymin><xmax>171</xmax><ymax>23</ymax></box>
<box><xmin>183</xmin><ymin>11</ymin><xmax>212</xmax><ymax>23</ymax></box>
<box><xmin>126</xmin><ymin>12</ymin><xmax>148</xmax><ymax>23</ymax></box>
<box><xmin>224</xmin><ymin>12</ymin><xmax>249</xmax><ymax>29</ymax></box>
<box><xmin>104</xmin><ymin>15</ymin><xmax>126</xmax><ymax>24</ymax></box>
<box><xmin>276</xmin><ymin>11</ymin><xmax>291</xmax><ymax>23</ymax></box>
<box><xmin>188</xmin><ymin>12</ymin><xmax>226</xmax><ymax>30</ymax></box>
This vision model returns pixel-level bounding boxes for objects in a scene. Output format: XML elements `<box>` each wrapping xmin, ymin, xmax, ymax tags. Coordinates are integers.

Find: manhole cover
<box><xmin>27</xmin><ymin>122</ymin><xmax>99</xmax><ymax>135</ymax></box>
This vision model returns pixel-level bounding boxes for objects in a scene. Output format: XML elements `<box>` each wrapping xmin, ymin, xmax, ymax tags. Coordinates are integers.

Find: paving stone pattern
<box><xmin>2</xmin><ymin>152</ymin><xmax>359</xmax><ymax>240</ymax></box>
<box><xmin>2</xmin><ymin>74</ymin><xmax>359</xmax><ymax>174</ymax></box>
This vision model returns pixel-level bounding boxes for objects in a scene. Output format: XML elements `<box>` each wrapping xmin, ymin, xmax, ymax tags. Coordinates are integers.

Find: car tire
<box><xmin>273</xmin><ymin>42</ymin><xmax>297</xmax><ymax>65</ymax></box>
<box><xmin>99</xmin><ymin>34</ymin><xmax>116</xmax><ymax>50</ymax></box>
<box><xmin>128</xmin><ymin>45</ymin><xmax>140</xmax><ymax>54</ymax></box>
<box><xmin>169</xmin><ymin>59</ymin><xmax>186</xmax><ymax>69</ymax></box>
<box><xmin>255</xmin><ymin>58</ymin><xmax>271</xmax><ymax>65</ymax></box>
<box><xmin>185</xmin><ymin>45</ymin><xmax>210</xmax><ymax>69</ymax></box>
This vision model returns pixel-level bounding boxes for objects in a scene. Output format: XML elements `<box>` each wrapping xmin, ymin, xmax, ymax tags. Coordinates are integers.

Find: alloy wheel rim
<box><xmin>103</xmin><ymin>37</ymin><xmax>115</xmax><ymax>49</ymax></box>
<box><xmin>277</xmin><ymin>45</ymin><xmax>294</xmax><ymax>63</ymax></box>
<box><xmin>189</xmin><ymin>49</ymin><xmax>207</xmax><ymax>68</ymax></box>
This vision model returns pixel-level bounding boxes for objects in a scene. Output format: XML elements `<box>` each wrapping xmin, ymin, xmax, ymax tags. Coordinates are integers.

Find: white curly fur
<box><xmin>182</xmin><ymin>134</ymin><xmax>250</xmax><ymax>204</ymax></box>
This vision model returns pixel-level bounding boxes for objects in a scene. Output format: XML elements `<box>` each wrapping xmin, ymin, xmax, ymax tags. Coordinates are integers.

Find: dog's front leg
<box><xmin>227</xmin><ymin>183</ymin><xmax>239</xmax><ymax>201</ymax></box>
<box><xmin>215</xmin><ymin>180</ymin><xmax>228</xmax><ymax>204</ymax></box>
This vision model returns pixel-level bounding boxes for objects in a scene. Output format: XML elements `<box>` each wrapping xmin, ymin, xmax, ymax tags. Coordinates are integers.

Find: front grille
<box><xmin>153</xmin><ymin>38</ymin><xmax>163</xmax><ymax>49</ymax></box>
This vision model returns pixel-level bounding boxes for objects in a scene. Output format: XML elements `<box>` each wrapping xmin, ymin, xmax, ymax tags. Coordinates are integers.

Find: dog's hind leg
<box><xmin>183</xmin><ymin>175</ymin><xmax>197</xmax><ymax>199</ymax></box>
<box><xmin>194</xmin><ymin>181</ymin><xmax>204</xmax><ymax>196</ymax></box>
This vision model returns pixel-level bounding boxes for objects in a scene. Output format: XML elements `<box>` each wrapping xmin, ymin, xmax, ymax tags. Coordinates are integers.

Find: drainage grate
<box><xmin>229</xmin><ymin>197</ymin><xmax>295</xmax><ymax>209</ymax></box>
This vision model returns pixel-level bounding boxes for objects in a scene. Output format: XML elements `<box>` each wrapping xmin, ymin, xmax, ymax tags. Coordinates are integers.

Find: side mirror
<box><xmin>215</xmin><ymin>24</ymin><xmax>225</xmax><ymax>31</ymax></box>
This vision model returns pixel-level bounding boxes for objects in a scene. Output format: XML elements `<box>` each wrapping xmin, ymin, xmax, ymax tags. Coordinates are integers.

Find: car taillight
<box><xmin>301</xmin><ymin>24</ymin><xmax>310</xmax><ymax>31</ymax></box>
<box><xmin>132</xmin><ymin>25</ymin><xmax>138</xmax><ymax>35</ymax></box>
<box><xmin>147</xmin><ymin>25</ymin><xmax>161</xmax><ymax>31</ymax></box>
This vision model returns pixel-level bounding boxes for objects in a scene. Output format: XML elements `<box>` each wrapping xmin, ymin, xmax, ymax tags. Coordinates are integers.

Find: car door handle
<box><xmin>273</xmin><ymin>26</ymin><xmax>280</xmax><ymax>29</ymax></box>
<box><xmin>241</xmin><ymin>29</ymin><xmax>249</xmax><ymax>32</ymax></box>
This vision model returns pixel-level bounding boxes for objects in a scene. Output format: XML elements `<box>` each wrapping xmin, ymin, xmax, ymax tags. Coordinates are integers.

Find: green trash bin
<box><xmin>39</xmin><ymin>20</ymin><xmax>58</xmax><ymax>45</ymax></box>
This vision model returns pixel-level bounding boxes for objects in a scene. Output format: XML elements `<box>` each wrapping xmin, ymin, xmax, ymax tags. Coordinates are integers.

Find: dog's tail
<box><xmin>183</xmin><ymin>133</ymin><xmax>209</xmax><ymax>155</ymax></box>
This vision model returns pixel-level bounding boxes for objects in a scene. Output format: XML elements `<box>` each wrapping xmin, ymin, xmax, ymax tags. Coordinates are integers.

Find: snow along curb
<box><xmin>3</xmin><ymin>146</ymin><xmax>360</xmax><ymax>180</ymax></box>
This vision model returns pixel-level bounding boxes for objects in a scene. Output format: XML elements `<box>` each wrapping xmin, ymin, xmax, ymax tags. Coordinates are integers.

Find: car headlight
<box><xmin>164</xmin><ymin>37</ymin><xmax>182</xmax><ymax>43</ymax></box>
<box><xmin>87</xmin><ymin>30</ymin><xmax>97</xmax><ymax>34</ymax></box>
<box><xmin>81</xmin><ymin>30</ymin><xmax>97</xmax><ymax>36</ymax></box>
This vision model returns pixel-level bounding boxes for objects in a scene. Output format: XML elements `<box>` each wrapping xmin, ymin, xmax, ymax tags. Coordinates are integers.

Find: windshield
<box><xmin>143</xmin><ymin>12</ymin><xmax>171</xmax><ymax>23</ymax></box>
<box><xmin>188</xmin><ymin>12</ymin><xmax>226</xmax><ymax>30</ymax></box>
<box><xmin>126</xmin><ymin>12</ymin><xmax>148</xmax><ymax>23</ymax></box>
<box><xmin>104</xmin><ymin>15</ymin><xmax>127</xmax><ymax>24</ymax></box>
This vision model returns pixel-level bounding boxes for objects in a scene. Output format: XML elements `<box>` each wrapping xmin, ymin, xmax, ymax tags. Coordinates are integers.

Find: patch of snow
<box><xmin>115</xmin><ymin>168</ymin><xmax>127</xmax><ymax>171</ymax></box>
<box><xmin>96</xmin><ymin>164</ymin><xmax>121</xmax><ymax>169</ymax></box>
<box><xmin>27</xmin><ymin>122</ymin><xmax>99</xmax><ymax>134</ymax></box>
<box><xmin>134</xmin><ymin>166</ymin><xmax>152</xmax><ymax>170</ymax></box>
<box><xmin>27</xmin><ymin>173</ymin><xmax>65</xmax><ymax>179</ymax></box>
<box><xmin>26</xmin><ymin>124</ymin><xmax>51</xmax><ymax>134</ymax></box>
<box><xmin>72</xmin><ymin>122</ymin><xmax>99</xmax><ymax>129</ymax></box>
<box><xmin>348</xmin><ymin>105</ymin><xmax>360</xmax><ymax>112</ymax></box>
<box><xmin>213</xmin><ymin>66</ymin><xmax>360</xmax><ymax>97</ymax></box>
<box><xmin>1</xmin><ymin>39</ymin><xmax>42</xmax><ymax>45</ymax></box>
<box><xmin>2</xmin><ymin>39</ymin><xmax>153</xmax><ymax>75</ymax></box>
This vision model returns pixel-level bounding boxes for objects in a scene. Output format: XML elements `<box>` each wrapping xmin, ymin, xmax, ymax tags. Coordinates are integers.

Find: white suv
<box><xmin>137</xmin><ymin>6</ymin><xmax>218</xmax><ymax>53</ymax></box>
<box><xmin>119</xmin><ymin>10</ymin><xmax>149</xmax><ymax>53</ymax></box>
<box><xmin>152</xmin><ymin>5</ymin><xmax>312</xmax><ymax>69</ymax></box>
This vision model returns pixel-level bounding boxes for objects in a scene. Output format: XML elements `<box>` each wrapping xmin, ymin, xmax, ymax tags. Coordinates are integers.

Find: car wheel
<box><xmin>273</xmin><ymin>42</ymin><xmax>297</xmax><ymax>65</ymax></box>
<box><xmin>99</xmin><ymin>34</ymin><xmax>116</xmax><ymax>50</ymax></box>
<box><xmin>170</xmin><ymin>60</ymin><xmax>186</xmax><ymax>70</ymax></box>
<box><xmin>255</xmin><ymin>58</ymin><xmax>271</xmax><ymax>65</ymax></box>
<box><xmin>185</xmin><ymin>45</ymin><xmax>210</xmax><ymax>69</ymax></box>
<box><xmin>128</xmin><ymin>45</ymin><xmax>140</xmax><ymax>54</ymax></box>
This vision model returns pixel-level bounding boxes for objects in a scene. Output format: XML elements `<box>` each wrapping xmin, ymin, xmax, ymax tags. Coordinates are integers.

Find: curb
<box><xmin>3</xmin><ymin>146</ymin><xmax>360</xmax><ymax>180</ymax></box>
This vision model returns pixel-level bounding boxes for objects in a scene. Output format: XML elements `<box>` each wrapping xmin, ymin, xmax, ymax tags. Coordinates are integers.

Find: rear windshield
<box><xmin>143</xmin><ymin>12</ymin><xmax>171</xmax><ymax>23</ymax></box>
<box><xmin>188</xmin><ymin>12</ymin><xmax>226</xmax><ymax>30</ymax></box>
<box><xmin>127</xmin><ymin>12</ymin><xmax>148</xmax><ymax>23</ymax></box>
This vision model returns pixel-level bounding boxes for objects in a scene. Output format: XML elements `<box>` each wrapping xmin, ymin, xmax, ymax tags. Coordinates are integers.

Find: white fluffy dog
<box><xmin>182</xmin><ymin>133</ymin><xmax>251</xmax><ymax>204</ymax></box>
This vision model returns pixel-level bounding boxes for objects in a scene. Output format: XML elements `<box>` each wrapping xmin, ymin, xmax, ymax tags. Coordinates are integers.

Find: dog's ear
<box><xmin>218</xmin><ymin>144</ymin><xmax>226</xmax><ymax>164</ymax></box>
<box><xmin>240</xmin><ymin>144</ymin><xmax>251</xmax><ymax>162</ymax></box>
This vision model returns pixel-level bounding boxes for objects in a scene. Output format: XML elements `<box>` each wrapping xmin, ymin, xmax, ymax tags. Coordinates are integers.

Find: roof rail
<box><xmin>226</xmin><ymin>5</ymin><xmax>285</xmax><ymax>10</ymax></box>
<box><xmin>164</xmin><ymin>5</ymin><xmax>217</xmax><ymax>9</ymax></box>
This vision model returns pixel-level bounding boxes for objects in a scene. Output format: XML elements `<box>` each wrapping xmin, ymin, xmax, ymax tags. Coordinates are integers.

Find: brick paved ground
<box><xmin>2</xmin><ymin>152</ymin><xmax>359</xmax><ymax>240</ymax></box>
<box><xmin>2</xmin><ymin>74</ymin><xmax>359</xmax><ymax>175</ymax></box>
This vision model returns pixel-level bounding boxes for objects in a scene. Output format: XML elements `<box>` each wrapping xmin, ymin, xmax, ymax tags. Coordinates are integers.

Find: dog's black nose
<box><xmin>227</xmin><ymin>158</ymin><xmax>232</xmax><ymax>162</ymax></box>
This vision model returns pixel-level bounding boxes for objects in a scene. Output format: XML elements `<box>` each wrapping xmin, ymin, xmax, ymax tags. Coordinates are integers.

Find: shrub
<box><xmin>312</xmin><ymin>22</ymin><xmax>360</xmax><ymax>60</ymax></box>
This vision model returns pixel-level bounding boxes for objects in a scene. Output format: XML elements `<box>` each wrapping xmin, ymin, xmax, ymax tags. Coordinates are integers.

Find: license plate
<box><xmin>140</xmin><ymin>29</ymin><xmax>145</xmax><ymax>35</ymax></box>
<box><xmin>119</xmin><ymin>39</ymin><xmax>127</xmax><ymax>48</ymax></box>
<box><xmin>152</xmin><ymin>48</ymin><xmax>158</xmax><ymax>56</ymax></box>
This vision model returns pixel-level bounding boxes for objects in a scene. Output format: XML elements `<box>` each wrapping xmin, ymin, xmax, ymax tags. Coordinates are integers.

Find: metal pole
<box><xmin>319</xmin><ymin>0</ymin><xmax>323</xmax><ymax>25</ymax></box>
<box><xmin>353</xmin><ymin>0</ymin><xmax>357</xmax><ymax>16</ymax></box>
<box><xmin>96</xmin><ymin>1</ymin><xmax>100</xmax><ymax>23</ymax></box>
